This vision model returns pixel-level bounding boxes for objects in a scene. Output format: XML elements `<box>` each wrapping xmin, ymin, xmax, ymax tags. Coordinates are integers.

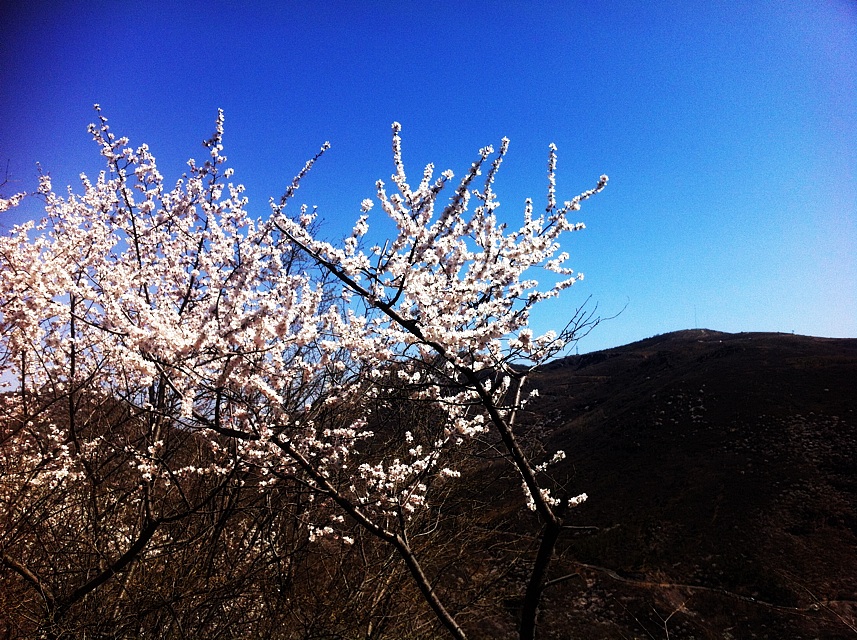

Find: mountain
<box><xmin>513</xmin><ymin>330</ymin><xmax>857</xmax><ymax>639</ymax></box>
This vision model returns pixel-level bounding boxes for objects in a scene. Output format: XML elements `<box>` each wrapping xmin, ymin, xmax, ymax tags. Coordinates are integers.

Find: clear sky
<box><xmin>1</xmin><ymin>1</ymin><xmax>854</xmax><ymax>353</ymax></box>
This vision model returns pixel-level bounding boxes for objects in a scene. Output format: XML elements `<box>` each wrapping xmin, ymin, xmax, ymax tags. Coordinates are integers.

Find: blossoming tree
<box><xmin>0</xmin><ymin>109</ymin><xmax>607</xmax><ymax>639</ymax></box>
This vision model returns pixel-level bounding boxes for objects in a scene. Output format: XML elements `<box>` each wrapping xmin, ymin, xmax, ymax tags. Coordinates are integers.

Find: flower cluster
<box><xmin>0</xmin><ymin>111</ymin><xmax>605</xmax><ymax>551</ymax></box>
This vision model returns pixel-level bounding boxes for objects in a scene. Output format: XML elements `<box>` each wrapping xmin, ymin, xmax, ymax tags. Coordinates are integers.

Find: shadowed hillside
<box><xmin>509</xmin><ymin>330</ymin><xmax>857</xmax><ymax>639</ymax></box>
<box><xmin>3</xmin><ymin>329</ymin><xmax>854</xmax><ymax>639</ymax></box>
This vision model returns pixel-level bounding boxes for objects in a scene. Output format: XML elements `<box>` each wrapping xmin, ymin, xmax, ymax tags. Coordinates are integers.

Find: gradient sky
<box><xmin>1</xmin><ymin>1</ymin><xmax>854</xmax><ymax>353</ymax></box>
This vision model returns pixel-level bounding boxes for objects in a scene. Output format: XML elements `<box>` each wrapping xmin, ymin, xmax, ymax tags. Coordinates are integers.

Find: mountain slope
<box><xmin>517</xmin><ymin>330</ymin><xmax>857</xmax><ymax>639</ymax></box>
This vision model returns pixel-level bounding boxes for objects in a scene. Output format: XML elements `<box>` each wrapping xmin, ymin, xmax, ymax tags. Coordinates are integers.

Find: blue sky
<box><xmin>1</xmin><ymin>1</ymin><xmax>854</xmax><ymax>353</ymax></box>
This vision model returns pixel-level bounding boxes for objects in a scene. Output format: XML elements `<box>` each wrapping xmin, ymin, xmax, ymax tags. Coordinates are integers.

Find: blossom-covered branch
<box><xmin>0</xmin><ymin>110</ymin><xmax>606</xmax><ymax>639</ymax></box>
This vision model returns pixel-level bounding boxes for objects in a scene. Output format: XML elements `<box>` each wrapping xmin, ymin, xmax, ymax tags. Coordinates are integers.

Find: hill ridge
<box><xmin>509</xmin><ymin>329</ymin><xmax>857</xmax><ymax>638</ymax></box>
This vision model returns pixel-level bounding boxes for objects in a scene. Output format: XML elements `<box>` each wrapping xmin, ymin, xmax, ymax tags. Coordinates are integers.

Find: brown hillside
<box><xmin>510</xmin><ymin>330</ymin><xmax>857</xmax><ymax>639</ymax></box>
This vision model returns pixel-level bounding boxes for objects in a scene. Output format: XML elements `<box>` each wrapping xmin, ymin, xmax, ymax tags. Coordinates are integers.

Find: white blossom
<box><xmin>0</xmin><ymin>109</ymin><xmax>606</xmax><ymax>564</ymax></box>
